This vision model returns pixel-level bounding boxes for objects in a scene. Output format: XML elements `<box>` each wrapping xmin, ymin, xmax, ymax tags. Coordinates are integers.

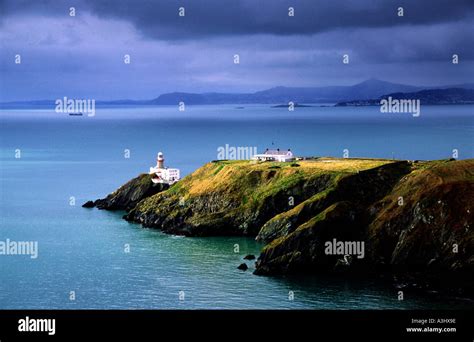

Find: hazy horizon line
<box><xmin>3</xmin><ymin>78</ymin><xmax>474</xmax><ymax>103</ymax></box>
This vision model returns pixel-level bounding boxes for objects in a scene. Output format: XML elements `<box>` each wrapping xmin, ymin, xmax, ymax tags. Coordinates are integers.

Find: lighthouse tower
<box><xmin>156</xmin><ymin>152</ymin><xmax>165</xmax><ymax>169</ymax></box>
<box><xmin>149</xmin><ymin>151</ymin><xmax>180</xmax><ymax>185</ymax></box>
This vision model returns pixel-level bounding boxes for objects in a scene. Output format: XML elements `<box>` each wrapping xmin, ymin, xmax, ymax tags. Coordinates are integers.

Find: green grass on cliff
<box><xmin>258</xmin><ymin>183</ymin><xmax>339</xmax><ymax>228</ymax></box>
<box><xmin>183</xmin><ymin>159</ymin><xmax>388</xmax><ymax>209</ymax></box>
<box><xmin>257</xmin><ymin>159</ymin><xmax>474</xmax><ymax>274</ymax></box>
<box><xmin>369</xmin><ymin>159</ymin><xmax>474</xmax><ymax>237</ymax></box>
<box><xmin>126</xmin><ymin>158</ymin><xmax>473</xmax><ymax>279</ymax></box>
<box><xmin>137</xmin><ymin>159</ymin><xmax>396</xmax><ymax>228</ymax></box>
<box><xmin>262</xmin><ymin>201</ymin><xmax>337</xmax><ymax>252</ymax></box>
<box><xmin>184</xmin><ymin>158</ymin><xmax>392</xmax><ymax>195</ymax></box>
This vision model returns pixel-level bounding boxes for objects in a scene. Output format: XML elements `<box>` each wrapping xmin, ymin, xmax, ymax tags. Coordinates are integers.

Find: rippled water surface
<box><xmin>1</xmin><ymin>105</ymin><xmax>473</xmax><ymax>309</ymax></box>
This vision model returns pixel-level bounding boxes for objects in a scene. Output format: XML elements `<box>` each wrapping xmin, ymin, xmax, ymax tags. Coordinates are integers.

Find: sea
<box><xmin>0</xmin><ymin>104</ymin><xmax>473</xmax><ymax>309</ymax></box>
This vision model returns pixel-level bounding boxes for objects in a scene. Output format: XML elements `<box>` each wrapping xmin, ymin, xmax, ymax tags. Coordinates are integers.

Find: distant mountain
<box><xmin>151</xmin><ymin>79</ymin><xmax>474</xmax><ymax>104</ymax></box>
<box><xmin>151</xmin><ymin>79</ymin><xmax>424</xmax><ymax>105</ymax></box>
<box><xmin>150</xmin><ymin>92</ymin><xmax>255</xmax><ymax>105</ymax></box>
<box><xmin>336</xmin><ymin>88</ymin><xmax>474</xmax><ymax>106</ymax></box>
<box><xmin>2</xmin><ymin>79</ymin><xmax>474</xmax><ymax>108</ymax></box>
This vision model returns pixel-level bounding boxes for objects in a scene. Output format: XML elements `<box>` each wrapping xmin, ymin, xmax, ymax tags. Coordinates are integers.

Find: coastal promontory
<box><xmin>84</xmin><ymin>157</ymin><xmax>474</xmax><ymax>295</ymax></box>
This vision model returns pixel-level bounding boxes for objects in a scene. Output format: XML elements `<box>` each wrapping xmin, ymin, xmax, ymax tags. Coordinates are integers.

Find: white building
<box><xmin>252</xmin><ymin>148</ymin><xmax>295</xmax><ymax>162</ymax></box>
<box><xmin>149</xmin><ymin>152</ymin><xmax>181</xmax><ymax>184</ymax></box>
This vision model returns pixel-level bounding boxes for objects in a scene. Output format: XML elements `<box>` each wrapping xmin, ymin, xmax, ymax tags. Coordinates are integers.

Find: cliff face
<box><xmin>82</xmin><ymin>173</ymin><xmax>169</xmax><ymax>211</ymax></box>
<box><xmin>256</xmin><ymin>160</ymin><xmax>410</xmax><ymax>242</ymax></box>
<box><xmin>123</xmin><ymin>159</ymin><xmax>396</xmax><ymax>236</ymax></box>
<box><xmin>254</xmin><ymin>159</ymin><xmax>474</xmax><ymax>295</ymax></box>
<box><xmin>367</xmin><ymin>160</ymin><xmax>473</xmax><ymax>274</ymax></box>
<box><xmin>84</xmin><ymin>158</ymin><xmax>474</xmax><ymax>293</ymax></box>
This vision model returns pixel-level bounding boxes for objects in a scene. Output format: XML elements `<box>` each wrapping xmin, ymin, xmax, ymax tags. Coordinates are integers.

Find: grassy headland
<box><xmin>84</xmin><ymin>157</ymin><xmax>474</xmax><ymax>296</ymax></box>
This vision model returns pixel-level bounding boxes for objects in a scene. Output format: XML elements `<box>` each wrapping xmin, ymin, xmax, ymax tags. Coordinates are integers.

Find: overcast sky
<box><xmin>0</xmin><ymin>0</ymin><xmax>473</xmax><ymax>101</ymax></box>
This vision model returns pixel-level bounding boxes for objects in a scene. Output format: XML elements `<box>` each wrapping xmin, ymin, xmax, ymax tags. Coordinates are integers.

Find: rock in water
<box><xmin>237</xmin><ymin>263</ymin><xmax>248</xmax><ymax>271</ymax></box>
<box><xmin>82</xmin><ymin>200</ymin><xmax>95</xmax><ymax>208</ymax></box>
<box><xmin>244</xmin><ymin>254</ymin><xmax>256</xmax><ymax>260</ymax></box>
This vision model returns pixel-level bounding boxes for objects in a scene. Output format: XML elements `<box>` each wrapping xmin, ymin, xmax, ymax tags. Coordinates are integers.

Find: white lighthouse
<box><xmin>156</xmin><ymin>152</ymin><xmax>165</xmax><ymax>169</ymax></box>
<box><xmin>149</xmin><ymin>152</ymin><xmax>180</xmax><ymax>185</ymax></box>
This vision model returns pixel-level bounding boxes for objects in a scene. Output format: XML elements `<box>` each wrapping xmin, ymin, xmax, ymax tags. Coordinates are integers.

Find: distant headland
<box><xmin>3</xmin><ymin>79</ymin><xmax>474</xmax><ymax>108</ymax></box>
<box><xmin>84</xmin><ymin>155</ymin><xmax>474</xmax><ymax>298</ymax></box>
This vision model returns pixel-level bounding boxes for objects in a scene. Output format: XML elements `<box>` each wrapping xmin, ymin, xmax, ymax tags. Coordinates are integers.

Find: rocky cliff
<box><xmin>123</xmin><ymin>159</ymin><xmax>399</xmax><ymax>236</ymax></box>
<box><xmin>84</xmin><ymin>158</ymin><xmax>474</xmax><ymax>295</ymax></box>
<box><xmin>83</xmin><ymin>173</ymin><xmax>169</xmax><ymax>211</ymax></box>
<box><xmin>254</xmin><ymin>159</ymin><xmax>473</xmax><ymax>295</ymax></box>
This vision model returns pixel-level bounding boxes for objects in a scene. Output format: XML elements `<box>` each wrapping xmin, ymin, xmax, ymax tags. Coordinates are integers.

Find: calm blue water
<box><xmin>0</xmin><ymin>105</ymin><xmax>473</xmax><ymax>309</ymax></box>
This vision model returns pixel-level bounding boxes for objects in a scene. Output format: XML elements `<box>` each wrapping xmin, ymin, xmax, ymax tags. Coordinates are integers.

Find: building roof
<box><xmin>264</xmin><ymin>148</ymin><xmax>292</xmax><ymax>155</ymax></box>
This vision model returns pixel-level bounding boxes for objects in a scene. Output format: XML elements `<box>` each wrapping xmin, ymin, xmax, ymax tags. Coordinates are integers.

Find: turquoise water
<box><xmin>0</xmin><ymin>105</ymin><xmax>473</xmax><ymax>309</ymax></box>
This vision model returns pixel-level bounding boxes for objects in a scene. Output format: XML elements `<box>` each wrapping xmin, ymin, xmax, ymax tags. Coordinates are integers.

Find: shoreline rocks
<box><xmin>83</xmin><ymin>158</ymin><xmax>474</xmax><ymax>296</ymax></box>
<box><xmin>237</xmin><ymin>263</ymin><xmax>248</xmax><ymax>271</ymax></box>
<box><xmin>82</xmin><ymin>174</ymin><xmax>169</xmax><ymax>211</ymax></box>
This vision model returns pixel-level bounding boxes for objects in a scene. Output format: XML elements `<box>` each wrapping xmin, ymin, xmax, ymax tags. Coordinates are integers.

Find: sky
<box><xmin>0</xmin><ymin>0</ymin><xmax>473</xmax><ymax>101</ymax></box>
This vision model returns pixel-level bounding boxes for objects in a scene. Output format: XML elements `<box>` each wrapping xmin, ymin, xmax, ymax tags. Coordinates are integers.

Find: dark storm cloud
<box><xmin>2</xmin><ymin>0</ymin><xmax>474</xmax><ymax>39</ymax></box>
<box><xmin>1</xmin><ymin>0</ymin><xmax>473</xmax><ymax>101</ymax></box>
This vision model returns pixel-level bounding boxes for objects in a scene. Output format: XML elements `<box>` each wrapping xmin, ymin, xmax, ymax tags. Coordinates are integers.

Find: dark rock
<box><xmin>334</xmin><ymin>255</ymin><xmax>353</xmax><ymax>272</ymax></box>
<box><xmin>256</xmin><ymin>161</ymin><xmax>411</xmax><ymax>243</ymax></box>
<box><xmin>244</xmin><ymin>254</ymin><xmax>256</xmax><ymax>260</ymax></box>
<box><xmin>254</xmin><ymin>201</ymin><xmax>365</xmax><ymax>275</ymax></box>
<box><xmin>237</xmin><ymin>263</ymin><xmax>248</xmax><ymax>271</ymax></box>
<box><xmin>84</xmin><ymin>174</ymin><xmax>169</xmax><ymax>211</ymax></box>
<box><xmin>82</xmin><ymin>200</ymin><xmax>95</xmax><ymax>208</ymax></box>
<box><xmin>254</xmin><ymin>159</ymin><xmax>474</xmax><ymax>296</ymax></box>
